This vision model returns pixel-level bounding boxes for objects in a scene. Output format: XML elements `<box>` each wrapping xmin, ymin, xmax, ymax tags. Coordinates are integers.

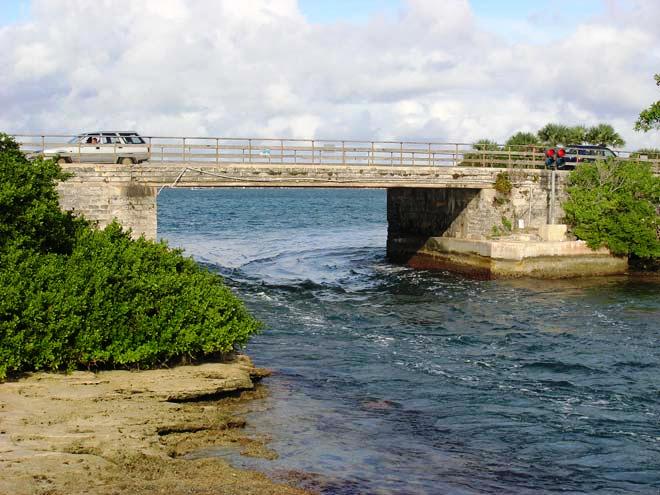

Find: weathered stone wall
<box><xmin>57</xmin><ymin>173</ymin><xmax>157</xmax><ymax>239</ymax></box>
<box><xmin>387</xmin><ymin>170</ymin><xmax>568</xmax><ymax>242</ymax></box>
<box><xmin>127</xmin><ymin>163</ymin><xmax>540</xmax><ymax>190</ymax></box>
<box><xmin>387</xmin><ymin>188</ymin><xmax>481</xmax><ymax>238</ymax></box>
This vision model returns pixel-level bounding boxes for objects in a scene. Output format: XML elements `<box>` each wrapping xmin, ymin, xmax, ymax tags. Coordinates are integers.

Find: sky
<box><xmin>1</xmin><ymin>0</ymin><xmax>658</xmax><ymax>149</ymax></box>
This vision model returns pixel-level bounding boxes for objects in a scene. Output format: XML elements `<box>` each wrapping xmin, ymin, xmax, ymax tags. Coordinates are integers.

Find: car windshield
<box><xmin>68</xmin><ymin>136</ymin><xmax>84</xmax><ymax>144</ymax></box>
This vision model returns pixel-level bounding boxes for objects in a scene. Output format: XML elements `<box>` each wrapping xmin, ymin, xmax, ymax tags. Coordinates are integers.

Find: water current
<box><xmin>159</xmin><ymin>188</ymin><xmax>660</xmax><ymax>495</ymax></box>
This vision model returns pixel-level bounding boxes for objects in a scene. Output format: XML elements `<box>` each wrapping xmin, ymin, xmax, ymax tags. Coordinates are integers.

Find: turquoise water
<box><xmin>159</xmin><ymin>188</ymin><xmax>660</xmax><ymax>494</ymax></box>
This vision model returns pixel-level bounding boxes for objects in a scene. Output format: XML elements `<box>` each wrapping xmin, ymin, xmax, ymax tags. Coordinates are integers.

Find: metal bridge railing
<box><xmin>10</xmin><ymin>133</ymin><xmax>660</xmax><ymax>172</ymax></box>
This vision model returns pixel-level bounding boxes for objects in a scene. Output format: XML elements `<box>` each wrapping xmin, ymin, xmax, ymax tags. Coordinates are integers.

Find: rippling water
<box><xmin>159</xmin><ymin>188</ymin><xmax>660</xmax><ymax>494</ymax></box>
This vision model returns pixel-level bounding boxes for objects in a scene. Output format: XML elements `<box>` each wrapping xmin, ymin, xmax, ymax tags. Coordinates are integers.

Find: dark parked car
<box><xmin>559</xmin><ymin>145</ymin><xmax>617</xmax><ymax>169</ymax></box>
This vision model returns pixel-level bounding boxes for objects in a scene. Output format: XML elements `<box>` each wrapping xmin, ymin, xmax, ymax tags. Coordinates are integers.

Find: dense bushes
<box><xmin>0</xmin><ymin>135</ymin><xmax>260</xmax><ymax>379</ymax></box>
<box><xmin>0</xmin><ymin>135</ymin><xmax>85</xmax><ymax>255</ymax></box>
<box><xmin>563</xmin><ymin>160</ymin><xmax>660</xmax><ymax>259</ymax></box>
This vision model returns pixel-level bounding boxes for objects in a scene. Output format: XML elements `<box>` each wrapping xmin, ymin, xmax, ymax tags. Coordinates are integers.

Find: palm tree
<box><xmin>473</xmin><ymin>139</ymin><xmax>500</xmax><ymax>151</ymax></box>
<box><xmin>585</xmin><ymin>124</ymin><xmax>625</xmax><ymax>147</ymax></box>
<box><xmin>505</xmin><ymin>132</ymin><xmax>539</xmax><ymax>149</ymax></box>
<box><xmin>537</xmin><ymin>123</ymin><xmax>573</xmax><ymax>146</ymax></box>
<box><xmin>567</xmin><ymin>125</ymin><xmax>587</xmax><ymax>145</ymax></box>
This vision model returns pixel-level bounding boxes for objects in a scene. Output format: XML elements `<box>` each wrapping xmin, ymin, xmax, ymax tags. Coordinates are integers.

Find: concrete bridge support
<box><xmin>387</xmin><ymin>171</ymin><xmax>563</xmax><ymax>251</ymax></box>
<box><xmin>386</xmin><ymin>185</ymin><xmax>627</xmax><ymax>278</ymax></box>
<box><xmin>57</xmin><ymin>175</ymin><xmax>157</xmax><ymax>239</ymax></box>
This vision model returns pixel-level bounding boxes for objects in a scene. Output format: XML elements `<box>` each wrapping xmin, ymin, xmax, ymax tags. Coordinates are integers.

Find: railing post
<box><xmin>216</xmin><ymin>138</ymin><xmax>219</xmax><ymax>165</ymax></box>
<box><xmin>550</xmin><ymin>169</ymin><xmax>556</xmax><ymax>224</ymax></box>
<box><xmin>454</xmin><ymin>143</ymin><xmax>458</xmax><ymax>166</ymax></box>
<box><xmin>400</xmin><ymin>142</ymin><xmax>403</xmax><ymax>166</ymax></box>
<box><xmin>182</xmin><ymin>138</ymin><xmax>186</xmax><ymax>164</ymax></box>
<box><xmin>371</xmin><ymin>141</ymin><xmax>375</xmax><ymax>166</ymax></box>
<box><xmin>428</xmin><ymin>143</ymin><xmax>431</xmax><ymax>166</ymax></box>
<box><xmin>148</xmin><ymin>136</ymin><xmax>152</xmax><ymax>162</ymax></box>
<box><xmin>342</xmin><ymin>141</ymin><xmax>346</xmax><ymax>165</ymax></box>
<box><xmin>280</xmin><ymin>139</ymin><xmax>284</xmax><ymax>164</ymax></box>
<box><xmin>248</xmin><ymin>139</ymin><xmax>252</xmax><ymax>164</ymax></box>
<box><xmin>311</xmin><ymin>140</ymin><xmax>315</xmax><ymax>165</ymax></box>
<box><xmin>41</xmin><ymin>135</ymin><xmax>45</xmax><ymax>155</ymax></box>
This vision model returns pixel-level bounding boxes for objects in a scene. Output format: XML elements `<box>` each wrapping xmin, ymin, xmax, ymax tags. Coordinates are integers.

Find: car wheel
<box><xmin>119</xmin><ymin>157</ymin><xmax>134</xmax><ymax>165</ymax></box>
<box><xmin>57</xmin><ymin>157</ymin><xmax>69</xmax><ymax>164</ymax></box>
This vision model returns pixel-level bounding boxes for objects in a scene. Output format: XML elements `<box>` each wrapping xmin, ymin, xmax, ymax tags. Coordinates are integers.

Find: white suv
<box><xmin>42</xmin><ymin>131</ymin><xmax>150</xmax><ymax>164</ymax></box>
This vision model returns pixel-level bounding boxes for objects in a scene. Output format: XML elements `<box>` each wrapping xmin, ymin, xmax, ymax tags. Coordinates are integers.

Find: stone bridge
<box><xmin>55</xmin><ymin>161</ymin><xmax>566</xmax><ymax>251</ymax></box>
<box><xmin>18</xmin><ymin>133</ymin><xmax>632</xmax><ymax>277</ymax></box>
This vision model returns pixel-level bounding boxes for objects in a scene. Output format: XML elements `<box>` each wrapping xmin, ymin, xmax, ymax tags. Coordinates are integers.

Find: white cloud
<box><xmin>0</xmin><ymin>0</ymin><xmax>658</xmax><ymax>149</ymax></box>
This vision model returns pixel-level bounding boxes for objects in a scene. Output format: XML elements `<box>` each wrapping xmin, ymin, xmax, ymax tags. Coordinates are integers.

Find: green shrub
<box><xmin>563</xmin><ymin>160</ymin><xmax>660</xmax><ymax>258</ymax></box>
<box><xmin>0</xmin><ymin>135</ymin><xmax>261</xmax><ymax>379</ymax></box>
<box><xmin>473</xmin><ymin>139</ymin><xmax>500</xmax><ymax>152</ymax></box>
<box><xmin>0</xmin><ymin>138</ymin><xmax>85</xmax><ymax>255</ymax></box>
<box><xmin>504</xmin><ymin>132</ymin><xmax>540</xmax><ymax>149</ymax></box>
<box><xmin>630</xmin><ymin>148</ymin><xmax>660</xmax><ymax>160</ymax></box>
<box><xmin>494</xmin><ymin>172</ymin><xmax>512</xmax><ymax>195</ymax></box>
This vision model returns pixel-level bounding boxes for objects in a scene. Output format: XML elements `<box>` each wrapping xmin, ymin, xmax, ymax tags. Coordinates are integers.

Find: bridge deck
<box><xmin>60</xmin><ymin>162</ymin><xmax>556</xmax><ymax>190</ymax></box>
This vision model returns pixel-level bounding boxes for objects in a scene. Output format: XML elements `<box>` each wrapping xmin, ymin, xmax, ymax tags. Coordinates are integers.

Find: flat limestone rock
<box><xmin>109</xmin><ymin>361</ymin><xmax>257</xmax><ymax>402</ymax></box>
<box><xmin>0</xmin><ymin>355</ymin><xmax>308</xmax><ymax>495</ymax></box>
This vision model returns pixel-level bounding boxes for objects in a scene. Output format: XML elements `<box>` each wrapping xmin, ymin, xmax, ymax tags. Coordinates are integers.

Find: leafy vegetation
<box><xmin>466</xmin><ymin>122</ymin><xmax>627</xmax><ymax>168</ymax></box>
<box><xmin>473</xmin><ymin>122</ymin><xmax>626</xmax><ymax>151</ymax></box>
<box><xmin>584</xmin><ymin>124</ymin><xmax>625</xmax><ymax>148</ymax></box>
<box><xmin>634</xmin><ymin>74</ymin><xmax>660</xmax><ymax>133</ymax></box>
<box><xmin>504</xmin><ymin>132</ymin><xmax>540</xmax><ymax>150</ymax></box>
<box><xmin>630</xmin><ymin>148</ymin><xmax>660</xmax><ymax>160</ymax></box>
<box><xmin>537</xmin><ymin>124</ymin><xmax>586</xmax><ymax>147</ymax></box>
<box><xmin>563</xmin><ymin>160</ymin><xmax>660</xmax><ymax>259</ymax></box>
<box><xmin>0</xmin><ymin>134</ymin><xmax>261</xmax><ymax>379</ymax></box>
<box><xmin>473</xmin><ymin>139</ymin><xmax>500</xmax><ymax>151</ymax></box>
<box><xmin>494</xmin><ymin>172</ymin><xmax>512</xmax><ymax>195</ymax></box>
<box><xmin>537</xmin><ymin>123</ymin><xmax>624</xmax><ymax>147</ymax></box>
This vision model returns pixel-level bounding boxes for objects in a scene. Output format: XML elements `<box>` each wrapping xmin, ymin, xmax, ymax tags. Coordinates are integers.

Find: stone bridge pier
<box><xmin>386</xmin><ymin>171</ymin><xmax>563</xmax><ymax>261</ymax></box>
<box><xmin>385</xmin><ymin>177</ymin><xmax>626</xmax><ymax>278</ymax></box>
<box><xmin>57</xmin><ymin>172</ymin><xmax>158</xmax><ymax>239</ymax></box>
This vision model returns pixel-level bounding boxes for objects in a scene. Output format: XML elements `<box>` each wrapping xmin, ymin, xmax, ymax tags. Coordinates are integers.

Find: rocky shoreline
<box><xmin>0</xmin><ymin>355</ymin><xmax>312</xmax><ymax>495</ymax></box>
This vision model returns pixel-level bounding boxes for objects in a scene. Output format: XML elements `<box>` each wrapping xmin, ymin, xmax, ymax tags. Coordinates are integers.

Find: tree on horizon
<box><xmin>634</xmin><ymin>74</ymin><xmax>660</xmax><ymax>133</ymax></box>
